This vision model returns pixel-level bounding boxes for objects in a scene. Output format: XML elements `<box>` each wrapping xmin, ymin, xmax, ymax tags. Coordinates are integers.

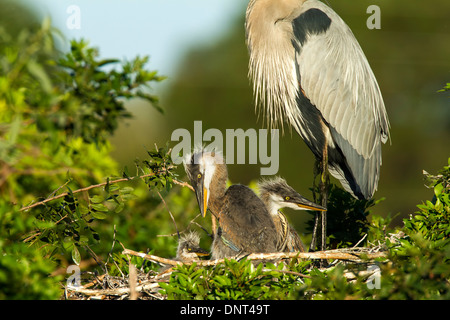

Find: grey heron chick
<box><xmin>259</xmin><ymin>177</ymin><xmax>326</xmax><ymax>252</ymax></box>
<box><xmin>184</xmin><ymin>149</ymin><xmax>278</xmax><ymax>260</ymax></box>
<box><xmin>176</xmin><ymin>231</ymin><xmax>209</xmax><ymax>263</ymax></box>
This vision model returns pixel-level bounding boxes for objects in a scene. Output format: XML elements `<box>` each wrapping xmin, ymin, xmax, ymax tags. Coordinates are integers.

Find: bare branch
<box><xmin>19</xmin><ymin>167</ymin><xmax>175</xmax><ymax>212</ymax></box>
<box><xmin>123</xmin><ymin>249</ymin><xmax>183</xmax><ymax>266</ymax></box>
<box><xmin>122</xmin><ymin>248</ymin><xmax>387</xmax><ymax>268</ymax></box>
<box><xmin>173</xmin><ymin>179</ymin><xmax>194</xmax><ymax>192</ymax></box>
<box><xmin>67</xmin><ymin>281</ymin><xmax>161</xmax><ymax>297</ymax></box>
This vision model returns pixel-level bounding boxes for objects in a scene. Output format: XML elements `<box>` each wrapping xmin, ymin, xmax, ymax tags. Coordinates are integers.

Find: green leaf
<box><xmin>434</xmin><ymin>183</ymin><xmax>444</xmax><ymax>197</ymax></box>
<box><xmin>26</xmin><ymin>59</ymin><xmax>52</xmax><ymax>93</ymax></box>
<box><xmin>114</xmin><ymin>203</ymin><xmax>125</xmax><ymax>213</ymax></box>
<box><xmin>91</xmin><ymin>210</ymin><xmax>107</xmax><ymax>220</ymax></box>
<box><xmin>91</xmin><ymin>203</ymin><xmax>108</xmax><ymax>212</ymax></box>
<box><xmin>90</xmin><ymin>195</ymin><xmax>104</xmax><ymax>204</ymax></box>
<box><xmin>72</xmin><ymin>246</ymin><xmax>81</xmax><ymax>265</ymax></box>
<box><xmin>120</xmin><ymin>187</ymin><xmax>134</xmax><ymax>194</ymax></box>
<box><xmin>97</xmin><ymin>58</ymin><xmax>119</xmax><ymax>67</ymax></box>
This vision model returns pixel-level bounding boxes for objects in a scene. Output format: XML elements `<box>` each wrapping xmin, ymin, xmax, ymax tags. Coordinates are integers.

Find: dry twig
<box><xmin>122</xmin><ymin>248</ymin><xmax>387</xmax><ymax>267</ymax></box>
<box><xmin>20</xmin><ymin>167</ymin><xmax>176</xmax><ymax>212</ymax></box>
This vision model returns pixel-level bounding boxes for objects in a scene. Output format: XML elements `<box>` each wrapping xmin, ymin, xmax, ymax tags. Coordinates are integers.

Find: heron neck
<box><xmin>207</xmin><ymin>169</ymin><xmax>227</xmax><ymax>215</ymax></box>
<box><xmin>261</xmin><ymin>193</ymin><xmax>281</xmax><ymax>216</ymax></box>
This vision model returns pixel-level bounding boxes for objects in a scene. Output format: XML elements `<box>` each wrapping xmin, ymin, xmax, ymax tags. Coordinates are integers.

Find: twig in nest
<box><xmin>129</xmin><ymin>263</ymin><xmax>139</xmax><ymax>300</ymax></box>
<box><xmin>352</xmin><ymin>234</ymin><xmax>368</xmax><ymax>248</ymax></box>
<box><xmin>123</xmin><ymin>249</ymin><xmax>183</xmax><ymax>266</ymax></box>
<box><xmin>67</xmin><ymin>281</ymin><xmax>161</xmax><ymax>297</ymax></box>
<box><xmin>122</xmin><ymin>248</ymin><xmax>387</xmax><ymax>268</ymax></box>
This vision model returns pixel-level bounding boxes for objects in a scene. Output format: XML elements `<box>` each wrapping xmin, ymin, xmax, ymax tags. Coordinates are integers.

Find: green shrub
<box><xmin>0</xmin><ymin>20</ymin><xmax>165</xmax><ymax>299</ymax></box>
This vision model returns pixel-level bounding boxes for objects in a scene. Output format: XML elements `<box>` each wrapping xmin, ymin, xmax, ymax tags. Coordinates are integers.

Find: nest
<box><xmin>64</xmin><ymin>241</ymin><xmax>390</xmax><ymax>300</ymax></box>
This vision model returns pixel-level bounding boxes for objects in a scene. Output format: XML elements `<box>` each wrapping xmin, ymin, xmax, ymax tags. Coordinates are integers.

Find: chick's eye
<box><xmin>285</xmin><ymin>196</ymin><xmax>290</xmax><ymax>201</ymax></box>
<box><xmin>197</xmin><ymin>173</ymin><xmax>202</xmax><ymax>179</ymax></box>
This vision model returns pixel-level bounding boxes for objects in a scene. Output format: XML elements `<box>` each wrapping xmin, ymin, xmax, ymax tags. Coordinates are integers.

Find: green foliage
<box><xmin>1</xmin><ymin>11</ymin><xmax>449</xmax><ymax>300</ymax></box>
<box><xmin>438</xmin><ymin>83</ymin><xmax>450</xmax><ymax>93</ymax></box>
<box><xmin>0</xmin><ymin>202</ymin><xmax>63</xmax><ymax>299</ymax></box>
<box><xmin>403</xmin><ymin>158</ymin><xmax>450</xmax><ymax>242</ymax></box>
<box><xmin>57</xmin><ymin>39</ymin><xmax>165</xmax><ymax>144</ymax></box>
<box><xmin>0</xmin><ymin>19</ymin><xmax>166</xmax><ymax>299</ymax></box>
<box><xmin>160</xmin><ymin>258</ymin><xmax>311</xmax><ymax>300</ymax></box>
<box><xmin>378</xmin><ymin>234</ymin><xmax>450</xmax><ymax>299</ymax></box>
<box><xmin>307</xmin><ymin>183</ymin><xmax>376</xmax><ymax>248</ymax></box>
<box><xmin>158</xmin><ymin>159</ymin><xmax>450</xmax><ymax>301</ymax></box>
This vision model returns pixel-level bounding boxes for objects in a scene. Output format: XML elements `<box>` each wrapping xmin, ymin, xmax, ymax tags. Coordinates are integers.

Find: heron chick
<box><xmin>184</xmin><ymin>149</ymin><xmax>278</xmax><ymax>260</ymax></box>
<box><xmin>176</xmin><ymin>231</ymin><xmax>209</xmax><ymax>263</ymax></box>
<box><xmin>259</xmin><ymin>177</ymin><xmax>326</xmax><ymax>252</ymax></box>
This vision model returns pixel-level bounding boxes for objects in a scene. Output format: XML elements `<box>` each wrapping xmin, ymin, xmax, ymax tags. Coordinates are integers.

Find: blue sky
<box><xmin>25</xmin><ymin>0</ymin><xmax>245</xmax><ymax>77</ymax></box>
<box><xmin>22</xmin><ymin>0</ymin><xmax>248</xmax><ymax>163</ymax></box>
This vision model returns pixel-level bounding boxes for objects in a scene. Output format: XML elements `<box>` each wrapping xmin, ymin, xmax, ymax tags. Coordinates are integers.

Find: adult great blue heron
<box><xmin>245</xmin><ymin>0</ymin><xmax>390</xmax><ymax>251</ymax></box>
<box><xmin>184</xmin><ymin>149</ymin><xmax>278</xmax><ymax>259</ymax></box>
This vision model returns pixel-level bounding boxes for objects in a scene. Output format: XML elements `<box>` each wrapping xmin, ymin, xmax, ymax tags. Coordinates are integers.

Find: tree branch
<box><xmin>66</xmin><ymin>281</ymin><xmax>161</xmax><ymax>297</ymax></box>
<box><xmin>122</xmin><ymin>248</ymin><xmax>387</xmax><ymax>267</ymax></box>
<box><xmin>19</xmin><ymin>166</ymin><xmax>195</xmax><ymax>212</ymax></box>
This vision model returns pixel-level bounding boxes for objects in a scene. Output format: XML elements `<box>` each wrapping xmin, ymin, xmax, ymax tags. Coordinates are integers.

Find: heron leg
<box><xmin>309</xmin><ymin>211</ymin><xmax>319</xmax><ymax>251</ymax></box>
<box><xmin>320</xmin><ymin>153</ymin><xmax>329</xmax><ymax>252</ymax></box>
<box><xmin>309</xmin><ymin>145</ymin><xmax>329</xmax><ymax>257</ymax></box>
<box><xmin>309</xmin><ymin>160</ymin><xmax>321</xmax><ymax>252</ymax></box>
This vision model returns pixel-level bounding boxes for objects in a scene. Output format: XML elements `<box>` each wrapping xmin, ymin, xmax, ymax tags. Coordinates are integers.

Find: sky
<box><xmin>25</xmin><ymin>0</ymin><xmax>245</xmax><ymax>77</ymax></box>
<box><xmin>21</xmin><ymin>0</ymin><xmax>248</xmax><ymax>165</ymax></box>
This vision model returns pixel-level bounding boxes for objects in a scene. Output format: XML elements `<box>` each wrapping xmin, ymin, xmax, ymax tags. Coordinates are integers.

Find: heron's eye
<box><xmin>197</xmin><ymin>173</ymin><xmax>202</xmax><ymax>179</ymax></box>
<box><xmin>188</xmin><ymin>248</ymin><xmax>192</xmax><ymax>251</ymax></box>
<box><xmin>285</xmin><ymin>196</ymin><xmax>290</xmax><ymax>201</ymax></box>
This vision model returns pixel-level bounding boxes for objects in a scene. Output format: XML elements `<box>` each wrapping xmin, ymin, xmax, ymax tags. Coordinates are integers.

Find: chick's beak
<box><xmin>295</xmin><ymin>196</ymin><xmax>327</xmax><ymax>211</ymax></box>
<box><xmin>195</xmin><ymin>182</ymin><xmax>208</xmax><ymax>218</ymax></box>
<box><xmin>202</xmin><ymin>187</ymin><xmax>208</xmax><ymax>217</ymax></box>
<box><xmin>192</xmin><ymin>247</ymin><xmax>210</xmax><ymax>257</ymax></box>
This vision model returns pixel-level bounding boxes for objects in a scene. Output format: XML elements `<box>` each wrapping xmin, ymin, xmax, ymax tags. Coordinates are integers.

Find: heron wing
<box><xmin>218</xmin><ymin>185</ymin><xmax>278</xmax><ymax>253</ymax></box>
<box><xmin>291</xmin><ymin>1</ymin><xmax>389</xmax><ymax>198</ymax></box>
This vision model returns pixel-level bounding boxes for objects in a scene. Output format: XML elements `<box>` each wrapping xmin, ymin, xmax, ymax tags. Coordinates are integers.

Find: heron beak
<box><xmin>297</xmin><ymin>203</ymin><xmax>326</xmax><ymax>211</ymax></box>
<box><xmin>195</xmin><ymin>183</ymin><xmax>208</xmax><ymax>218</ymax></box>
<box><xmin>202</xmin><ymin>187</ymin><xmax>208</xmax><ymax>217</ymax></box>
<box><xmin>193</xmin><ymin>248</ymin><xmax>210</xmax><ymax>257</ymax></box>
<box><xmin>295</xmin><ymin>196</ymin><xmax>326</xmax><ymax>211</ymax></box>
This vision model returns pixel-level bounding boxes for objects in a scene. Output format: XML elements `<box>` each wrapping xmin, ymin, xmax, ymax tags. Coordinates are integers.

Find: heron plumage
<box><xmin>184</xmin><ymin>150</ymin><xmax>278</xmax><ymax>260</ymax></box>
<box><xmin>246</xmin><ymin>0</ymin><xmax>390</xmax><ymax>199</ymax></box>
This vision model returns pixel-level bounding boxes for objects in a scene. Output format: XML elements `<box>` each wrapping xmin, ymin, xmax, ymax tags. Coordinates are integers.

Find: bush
<box><xmin>0</xmin><ymin>20</ymin><xmax>166</xmax><ymax>299</ymax></box>
<box><xmin>1</xmin><ymin>16</ymin><xmax>449</xmax><ymax>300</ymax></box>
<box><xmin>159</xmin><ymin>159</ymin><xmax>450</xmax><ymax>300</ymax></box>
